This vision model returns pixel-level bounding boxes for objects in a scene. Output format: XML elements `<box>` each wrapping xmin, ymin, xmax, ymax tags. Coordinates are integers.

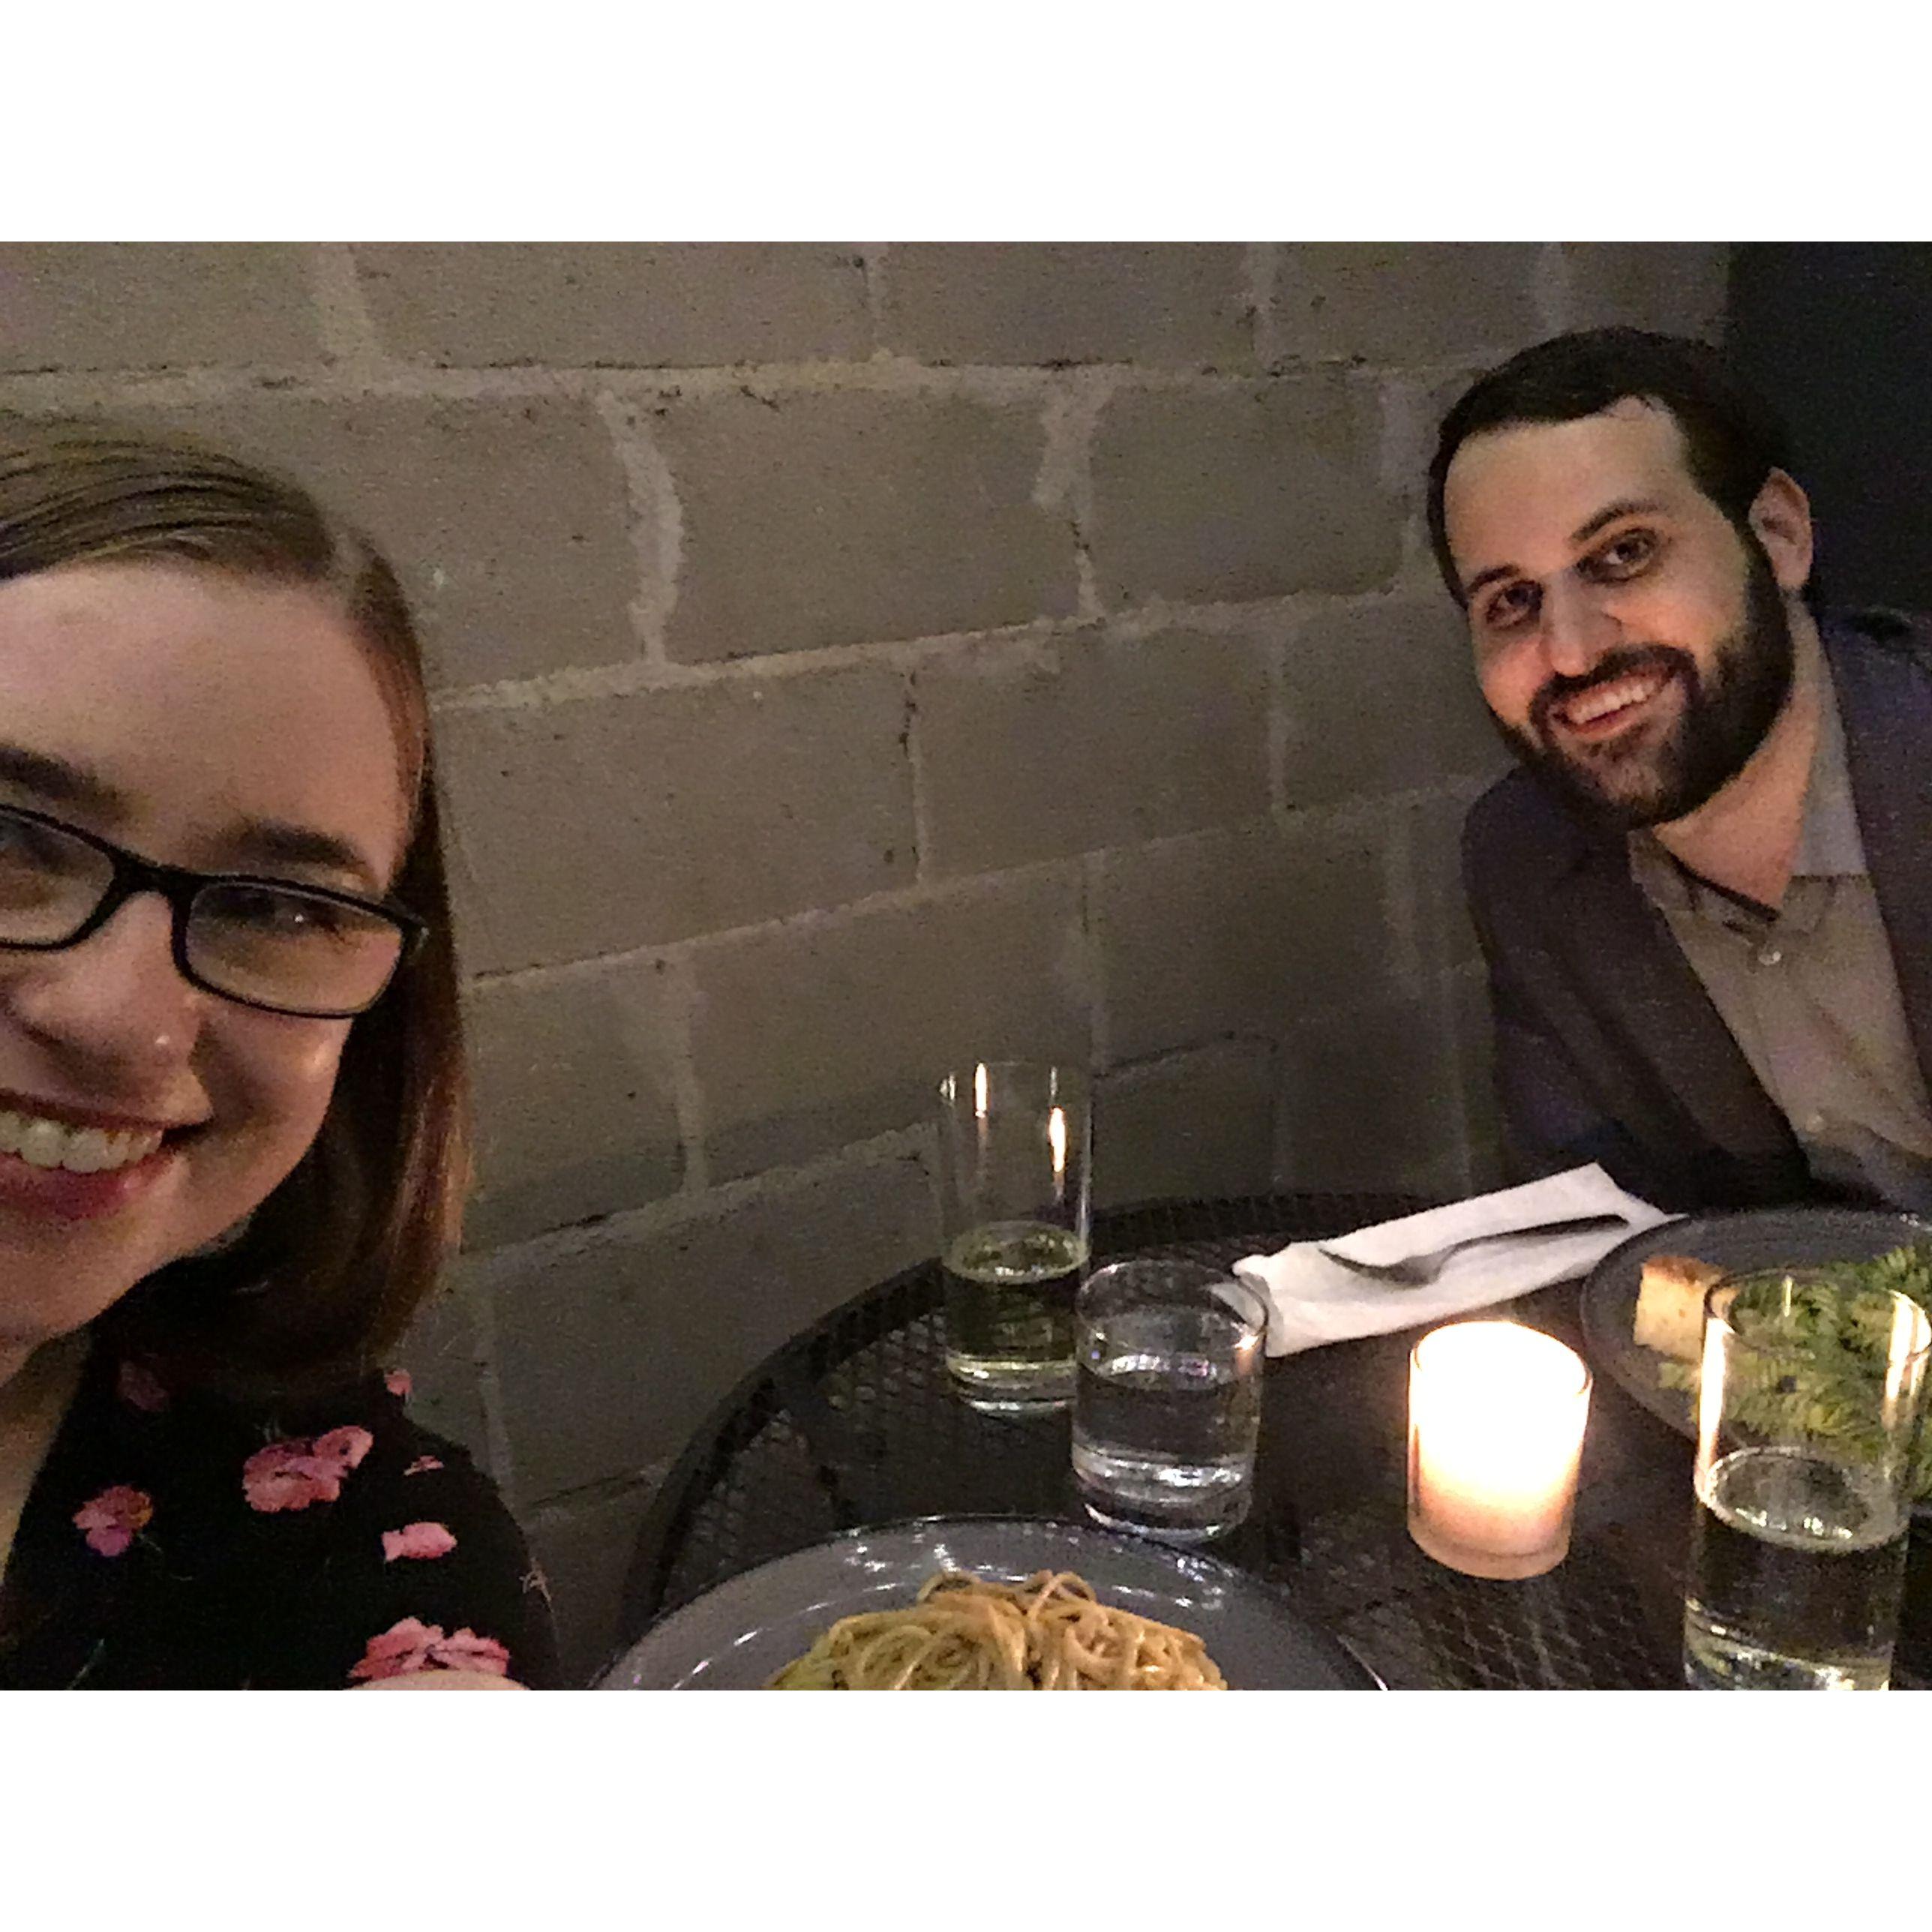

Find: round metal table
<box><xmin>607</xmin><ymin>1192</ymin><xmax>1932</xmax><ymax>1690</ymax></box>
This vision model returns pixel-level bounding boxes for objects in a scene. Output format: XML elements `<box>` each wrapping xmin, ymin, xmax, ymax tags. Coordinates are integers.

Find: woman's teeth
<box><xmin>0</xmin><ymin>1108</ymin><xmax>165</xmax><ymax>1173</ymax></box>
<box><xmin>1561</xmin><ymin>669</ymin><xmax>1670</xmax><ymax>727</ymax></box>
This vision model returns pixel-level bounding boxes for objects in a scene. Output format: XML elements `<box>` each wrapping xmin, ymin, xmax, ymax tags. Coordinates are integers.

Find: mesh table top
<box><xmin>610</xmin><ymin>1193</ymin><xmax>1930</xmax><ymax>1690</ymax></box>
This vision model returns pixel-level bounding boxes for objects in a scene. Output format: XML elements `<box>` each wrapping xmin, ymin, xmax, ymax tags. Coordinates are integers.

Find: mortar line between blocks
<box><xmin>658</xmin><ymin>950</ymin><xmax>712</xmax><ymax>1196</ymax></box>
<box><xmin>1439</xmin><ymin>965</ymin><xmax>1480</xmax><ymax>1198</ymax></box>
<box><xmin>0</xmin><ymin>356</ymin><xmax>1427</xmax><ymax>414</ymax></box>
<box><xmin>1268</xmin><ymin>621</ymin><xmax>1292</xmax><ymax>826</ymax></box>
<box><xmin>465</xmin><ymin>1276</ymin><xmax>520</xmax><ymax>1510</ymax></box>
<box><xmin>591</xmin><ymin>388</ymin><xmax>680</xmax><ymax>665</ymax></box>
<box><xmin>466</xmin><ymin>1124</ymin><xmax>934</xmax><ymax>1266</ymax></box>
<box><xmin>308</xmin><ymin>244</ymin><xmax>388</xmax><ymax>374</ymax></box>
<box><xmin>1035</xmin><ymin>369</ymin><xmax>1116</xmax><ymax>625</ymax></box>
<box><xmin>858</xmin><ymin>245</ymin><xmax>890</xmax><ymax>348</ymax></box>
<box><xmin>1082</xmin><ymin>852</ymin><xmax>1111</xmax><ymax>1072</ymax></box>
<box><xmin>903</xmin><ymin>670</ymin><xmax>932</xmax><ymax>885</ymax></box>
<box><xmin>427</xmin><ymin>588</ymin><xmax>1406</xmax><ymax>714</ymax></box>
<box><xmin>1532</xmin><ymin>242</ymin><xmax>1577</xmax><ymax>334</ymax></box>
<box><xmin>1244</xmin><ymin>242</ymin><xmax>1280</xmax><ymax>370</ymax></box>
<box><xmin>463</xmin><ymin>821</ymin><xmax>1290</xmax><ymax>990</ymax></box>
<box><xmin>1385</xmin><ymin>797</ymin><xmax>1428</xmax><ymax>995</ymax></box>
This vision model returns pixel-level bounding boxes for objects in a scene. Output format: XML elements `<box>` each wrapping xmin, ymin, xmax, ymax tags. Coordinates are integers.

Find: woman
<box><xmin>0</xmin><ymin>425</ymin><xmax>559</xmax><ymax>1688</ymax></box>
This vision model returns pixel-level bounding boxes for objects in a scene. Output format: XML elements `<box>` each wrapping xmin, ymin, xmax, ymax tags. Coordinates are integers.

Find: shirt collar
<box><xmin>1791</xmin><ymin>657</ymin><xmax>1865</xmax><ymax>878</ymax></box>
<box><xmin>1628</xmin><ymin>654</ymin><xmax>1867</xmax><ymax>912</ymax></box>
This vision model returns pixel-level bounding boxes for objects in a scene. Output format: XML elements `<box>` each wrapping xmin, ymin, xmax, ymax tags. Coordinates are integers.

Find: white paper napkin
<box><xmin>1233</xmin><ymin>1164</ymin><xmax>1678</xmax><ymax>1357</ymax></box>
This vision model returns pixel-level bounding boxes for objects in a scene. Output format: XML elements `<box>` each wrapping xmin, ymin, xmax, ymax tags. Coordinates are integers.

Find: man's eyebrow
<box><xmin>1571</xmin><ymin>496</ymin><xmax>1666</xmax><ymax>546</ymax></box>
<box><xmin>1461</xmin><ymin>560</ymin><xmax>1520</xmax><ymax>603</ymax></box>
<box><xmin>1459</xmin><ymin>497</ymin><xmax>1670</xmax><ymax>604</ymax></box>
<box><xmin>0</xmin><ymin>742</ymin><xmax>384</xmax><ymax>895</ymax></box>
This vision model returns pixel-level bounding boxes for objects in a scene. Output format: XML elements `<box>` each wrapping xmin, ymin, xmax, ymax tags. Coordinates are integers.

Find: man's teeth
<box><xmin>1563</xmin><ymin>670</ymin><xmax>1668</xmax><ymax>726</ymax></box>
<box><xmin>0</xmin><ymin>1108</ymin><xmax>164</xmax><ymax>1173</ymax></box>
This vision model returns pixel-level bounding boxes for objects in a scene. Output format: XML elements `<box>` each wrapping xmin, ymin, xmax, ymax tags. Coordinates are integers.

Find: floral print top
<box><xmin>0</xmin><ymin>1347</ymin><xmax>560</xmax><ymax>1689</ymax></box>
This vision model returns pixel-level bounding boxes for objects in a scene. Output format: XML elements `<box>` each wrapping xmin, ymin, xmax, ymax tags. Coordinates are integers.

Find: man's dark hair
<box><xmin>1426</xmin><ymin>327</ymin><xmax>1796</xmax><ymax>607</ymax></box>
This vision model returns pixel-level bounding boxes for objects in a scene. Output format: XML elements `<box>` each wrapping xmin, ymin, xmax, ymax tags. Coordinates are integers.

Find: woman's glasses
<box><xmin>0</xmin><ymin>804</ymin><xmax>424</xmax><ymax>1018</ymax></box>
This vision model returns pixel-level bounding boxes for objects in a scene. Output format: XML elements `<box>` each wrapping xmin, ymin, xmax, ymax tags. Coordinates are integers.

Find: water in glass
<box><xmin>1684</xmin><ymin>1444</ymin><xmax>1910</xmax><ymax>1691</ymax></box>
<box><xmin>1073</xmin><ymin>1300</ymin><xmax>1262</xmax><ymax>1541</ymax></box>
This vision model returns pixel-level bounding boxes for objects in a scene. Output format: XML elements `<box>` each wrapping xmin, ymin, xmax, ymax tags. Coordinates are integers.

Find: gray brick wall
<box><xmin>0</xmin><ymin>241</ymin><xmax>1731</xmax><ymax>1677</ymax></box>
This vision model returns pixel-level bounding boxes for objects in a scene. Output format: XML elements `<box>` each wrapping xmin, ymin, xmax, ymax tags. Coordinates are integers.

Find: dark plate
<box><xmin>1580</xmin><ymin>1205</ymin><xmax>1932</xmax><ymax>1450</ymax></box>
<box><xmin>596</xmin><ymin>1515</ymin><xmax>1380</xmax><ymax>1690</ymax></box>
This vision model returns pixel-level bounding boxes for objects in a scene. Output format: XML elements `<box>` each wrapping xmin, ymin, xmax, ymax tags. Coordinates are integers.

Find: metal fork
<box><xmin>1313</xmin><ymin>1213</ymin><xmax>1630</xmax><ymax>1289</ymax></box>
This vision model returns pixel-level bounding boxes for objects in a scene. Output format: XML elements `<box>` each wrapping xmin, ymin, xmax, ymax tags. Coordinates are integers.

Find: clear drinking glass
<box><xmin>1684</xmin><ymin>1268</ymin><xmax>1932</xmax><ymax>1690</ymax></box>
<box><xmin>936</xmin><ymin>1061</ymin><xmax>1091</xmax><ymax>1409</ymax></box>
<box><xmin>1072</xmin><ymin>1259</ymin><xmax>1269</xmax><ymax>1543</ymax></box>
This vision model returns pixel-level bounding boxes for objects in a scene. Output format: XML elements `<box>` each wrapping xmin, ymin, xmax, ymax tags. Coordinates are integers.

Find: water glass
<box><xmin>1072</xmin><ymin>1259</ymin><xmax>1269</xmax><ymax>1543</ymax></box>
<box><xmin>936</xmin><ymin>1061</ymin><xmax>1091</xmax><ymax>1409</ymax></box>
<box><xmin>1684</xmin><ymin>1268</ymin><xmax>1932</xmax><ymax>1690</ymax></box>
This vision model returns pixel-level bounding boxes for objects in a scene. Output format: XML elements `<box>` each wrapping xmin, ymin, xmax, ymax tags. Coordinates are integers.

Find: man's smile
<box><xmin>1543</xmin><ymin>663</ymin><xmax>1680</xmax><ymax>749</ymax></box>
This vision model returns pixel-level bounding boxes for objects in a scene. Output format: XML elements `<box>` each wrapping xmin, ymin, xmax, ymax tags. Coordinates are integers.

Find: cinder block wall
<box><xmin>0</xmin><ymin>242</ymin><xmax>1729</xmax><ymax>1676</ymax></box>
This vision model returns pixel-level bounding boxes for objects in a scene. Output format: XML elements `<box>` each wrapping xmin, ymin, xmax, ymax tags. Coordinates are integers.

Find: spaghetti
<box><xmin>766</xmin><ymin>1568</ymin><xmax>1228</xmax><ymax>1690</ymax></box>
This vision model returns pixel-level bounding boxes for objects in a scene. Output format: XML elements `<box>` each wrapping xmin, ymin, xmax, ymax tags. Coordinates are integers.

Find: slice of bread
<box><xmin>1634</xmin><ymin>1254</ymin><xmax>1726</xmax><ymax>1362</ymax></box>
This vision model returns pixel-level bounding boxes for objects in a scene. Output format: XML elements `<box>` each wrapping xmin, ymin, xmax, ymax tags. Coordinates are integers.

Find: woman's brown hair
<box><xmin>0</xmin><ymin>422</ymin><xmax>469</xmax><ymax>1397</ymax></box>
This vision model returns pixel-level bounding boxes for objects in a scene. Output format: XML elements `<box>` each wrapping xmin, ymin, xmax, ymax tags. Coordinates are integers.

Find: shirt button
<box><xmin>1756</xmin><ymin>944</ymin><xmax>1784</xmax><ymax>967</ymax></box>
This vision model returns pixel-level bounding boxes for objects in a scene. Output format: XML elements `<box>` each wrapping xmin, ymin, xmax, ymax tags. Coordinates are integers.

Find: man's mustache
<box><xmin>1528</xmin><ymin>644</ymin><xmax>1696</xmax><ymax>740</ymax></box>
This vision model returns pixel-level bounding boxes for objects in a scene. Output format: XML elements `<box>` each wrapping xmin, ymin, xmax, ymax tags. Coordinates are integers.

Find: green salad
<box><xmin>1658</xmin><ymin>1242</ymin><xmax>1932</xmax><ymax>1499</ymax></box>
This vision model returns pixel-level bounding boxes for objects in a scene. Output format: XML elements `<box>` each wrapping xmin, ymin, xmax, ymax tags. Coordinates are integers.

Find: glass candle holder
<box><xmin>1407</xmin><ymin>1321</ymin><xmax>1592</xmax><ymax>1580</ymax></box>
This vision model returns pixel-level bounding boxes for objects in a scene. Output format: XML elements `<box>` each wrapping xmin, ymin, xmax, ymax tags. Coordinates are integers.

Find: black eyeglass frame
<box><xmin>0</xmin><ymin>803</ymin><xmax>428</xmax><ymax>1019</ymax></box>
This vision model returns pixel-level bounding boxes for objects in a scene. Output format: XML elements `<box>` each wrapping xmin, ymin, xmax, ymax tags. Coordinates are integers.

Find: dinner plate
<box><xmin>1579</xmin><ymin>1205</ymin><xmax>1932</xmax><ymax>1447</ymax></box>
<box><xmin>598</xmin><ymin>1515</ymin><xmax>1381</xmax><ymax>1690</ymax></box>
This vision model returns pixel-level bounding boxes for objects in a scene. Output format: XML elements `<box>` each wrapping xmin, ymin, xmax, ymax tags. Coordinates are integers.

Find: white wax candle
<box><xmin>1407</xmin><ymin>1322</ymin><xmax>1592</xmax><ymax>1580</ymax></box>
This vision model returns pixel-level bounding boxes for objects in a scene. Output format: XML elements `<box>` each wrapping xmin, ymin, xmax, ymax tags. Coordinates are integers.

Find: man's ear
<box><xmin>1747</xmin><ymin>468</ymin><xmax>1814</xmax><ymax>595</ymax></box>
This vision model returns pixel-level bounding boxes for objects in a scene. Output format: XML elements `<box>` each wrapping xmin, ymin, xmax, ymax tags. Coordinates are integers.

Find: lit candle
<box><xmin>1407</xmin><ymin>1322</ymin><xmax>1592</xmax><ymax>1580</ymax></box>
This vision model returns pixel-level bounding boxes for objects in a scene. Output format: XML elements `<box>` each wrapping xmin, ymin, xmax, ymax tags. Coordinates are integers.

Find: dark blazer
<box><xmin>1462</xmin><ymin>610</ymin><xmax>1932</xmax><ymax>1212</ymax></box>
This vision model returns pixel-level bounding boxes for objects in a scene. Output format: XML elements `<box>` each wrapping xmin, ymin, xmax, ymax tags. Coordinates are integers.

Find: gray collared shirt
<box><xmin>1628</xmin><ymin>667</ymin><xmax>1932</xmax><ymax>1211</ymax></box>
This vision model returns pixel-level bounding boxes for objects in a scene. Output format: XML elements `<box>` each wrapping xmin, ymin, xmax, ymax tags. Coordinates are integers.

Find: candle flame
<box><xmin>1048</xmin><ymin>1106</ymin><xmax>1067</xmax><ymax>1185</ymax></box>
<box><xmin>974</xmin><ymin>1062</ymin><xmax>988</xmax><ymax>1121</ymax></box>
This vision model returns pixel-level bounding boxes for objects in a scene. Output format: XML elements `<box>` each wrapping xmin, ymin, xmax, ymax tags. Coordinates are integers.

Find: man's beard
<box><xmin>1492</xmin><ymin>544</ymin><xmax>1796</xmax><ymax>832</ymax></box>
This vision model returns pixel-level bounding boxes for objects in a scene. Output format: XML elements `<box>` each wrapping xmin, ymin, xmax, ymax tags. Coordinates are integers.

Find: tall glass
<box><xmin>936</xmin><ymin>1061</ymin><xmax>1090</xmax><ymax>1409</ymax></box>
<box><xmin>1072</xmin><ymin>1259</ymin><xmax>1268</xmax><ymax>1542</ymax></box>
<box><xmin>1684</xmin><ymin>1268</ymin><xmax>1932</xmax><ymax>1690</ymax></box>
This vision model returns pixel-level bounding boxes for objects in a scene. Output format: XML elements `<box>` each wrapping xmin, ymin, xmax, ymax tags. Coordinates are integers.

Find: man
<box><xmin>1430</xmin><ymin>328</ymin><xmax>1932</xmax><ymax>1212</ymax></box>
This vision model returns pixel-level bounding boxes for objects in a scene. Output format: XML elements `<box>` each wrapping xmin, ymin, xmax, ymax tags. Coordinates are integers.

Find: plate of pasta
<box><xmin>598</xmin><ymin>1515</ymin><xmax>1378</xmax><ymax>1690</ymax></box>
<box><xmin>1579</xmin><ymin>1207</ymin><xmax>1932</xmax><ymax>1442</ymax></box>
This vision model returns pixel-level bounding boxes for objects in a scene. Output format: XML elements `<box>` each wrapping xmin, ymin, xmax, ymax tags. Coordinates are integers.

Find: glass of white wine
<box><xmin>1684</xmin><ymin>1268</ymin><xmax>1931</xmax><ymax>1690</ymax></box>
<box><xmin>936</xmin><ymin>1060</ymin><xmax>1090</xmax><ymax>1411</ymax></box>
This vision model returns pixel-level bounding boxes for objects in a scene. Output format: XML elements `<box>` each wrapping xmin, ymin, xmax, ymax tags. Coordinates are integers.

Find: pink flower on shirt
<box><xmin>382</xmin><ymin>1521</ymin><xmax>458</xmax><ymax>1563</ymax></box>
<box><xmin>404</xmin><ymin>1455</ymin><xmax>444</xmax><ymax>1476</ymax></box>
<box><xmin>74</xmin><ymin>1485</ymin><xmax>153</xmax><ymax>1557</ymax></box>
<box><xmin>349</xmin><ymin>1617</ymin><xmax>442</xmax><ymax>1681</ymax></box>
<box><xmin>430</xmin><ymin>1628</ymin><xmax>511</xmax><ymax>1676</ymax></box>
<box><xmin>242</xmin><ymin>1425</ymin><xmax>376</xmax><ymax>1512</ymax></box>
<box><xmin>314</xmin><ymin>1426</ymin><xmax>374</xmax><ymax>1472</ymax></box>
<box><xmin>385</xmin><ymin>1370</ymin><xmax>412</xmax><ymax>1400</ymax></box>
<box><xmin>349</xmin><ymin>1618</ymin><xmax>511</xmax><ymax>1682</ymax></box>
